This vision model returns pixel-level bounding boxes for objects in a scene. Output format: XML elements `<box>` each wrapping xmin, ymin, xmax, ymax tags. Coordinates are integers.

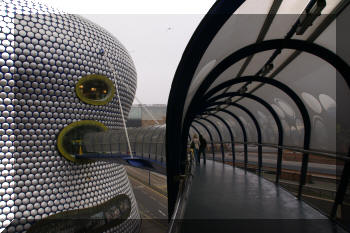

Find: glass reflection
<box><xmin>275</xmin><ymin>98</ymin><xmax>295</xmax><ymax>118</ymax></box>
<box><xmin>301</xmin><ymin>92</ymin><xmax>322</xmax><ymax>114</ymax></box>
<box><xmin>76</xmin><ymin>74</ymin><xmax>115</xmax><ymax>105</ymax></box>
<box><xmin>313</xmin><ymin>116</ymin><xmax>328</xmax><ymax>148</ymax></box>
<box><xmin>271</xmin><ymin>103</ymin><xmax>285</xmax><ymax>119</ymax></box>
<box><xmin>319</xmin><ymin>94</ymin><xmax>336</xmax><ymax>115</ymax></box>
<box><xmin>257</xmin><ymin>110</ymin><xmax>267</xmax><ymax>120</ymax></box>
<box><xmin>79</xmin><ymin>79</ymin><xmax>109</xmax><ymax>100</ymax></box>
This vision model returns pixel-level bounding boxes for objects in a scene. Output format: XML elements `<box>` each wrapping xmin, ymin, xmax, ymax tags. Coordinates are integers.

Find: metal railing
<box><xmin>203</xmin><ymin>140</ymin><xmax>349</xmax><ymax>230</ymax></box>
<box><xmin>168</xmin><ymin>153</ymin><xmax>195</xmax><ymax>233</ymax></box>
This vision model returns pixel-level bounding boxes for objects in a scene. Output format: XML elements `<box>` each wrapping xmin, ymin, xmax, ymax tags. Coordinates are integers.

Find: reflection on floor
<box><xmin>182</xmin><ymin>160</ymin><xmax>346</xmax><ymax>233</ymax></box>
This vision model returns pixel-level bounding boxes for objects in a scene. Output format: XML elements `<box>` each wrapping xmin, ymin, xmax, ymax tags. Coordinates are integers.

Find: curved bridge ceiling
<box><xmin>166</xmin><ymin>0</ymin><xmax>350</xmax><ymax>217</ymax></box>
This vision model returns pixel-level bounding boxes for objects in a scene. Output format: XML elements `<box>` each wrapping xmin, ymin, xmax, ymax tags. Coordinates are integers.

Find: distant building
<box><xmin>127</xmin><ymin>104</ymin><xmax>167</xmax><ymax>127</ymax></box>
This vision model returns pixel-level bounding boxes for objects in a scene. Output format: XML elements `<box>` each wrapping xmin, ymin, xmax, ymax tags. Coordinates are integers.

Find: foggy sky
<box><xmin>81</xmin><ymin>14</ymin><xmax>204</xmax><ymax>104</ymax></box>
<box><xmin>37</xmin><ymin>0</ymin><xmax>214</xmax><ymax>104</ymax></box>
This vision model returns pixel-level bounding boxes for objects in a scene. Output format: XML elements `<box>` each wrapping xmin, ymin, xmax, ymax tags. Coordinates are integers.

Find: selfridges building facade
<box><xmin>0</xmin><ymin>0</ymin><xmax>140</xmax><ymax>232</ymax></box>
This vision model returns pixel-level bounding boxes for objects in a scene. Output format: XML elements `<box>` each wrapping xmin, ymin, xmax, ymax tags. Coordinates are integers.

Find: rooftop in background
<box><xmin>127</xmin><ymin>104</ymin><xmax>167</xmax><ymax>127</ymax></box>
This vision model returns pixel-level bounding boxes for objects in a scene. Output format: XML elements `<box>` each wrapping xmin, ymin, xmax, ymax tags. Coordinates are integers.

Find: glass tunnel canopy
<box><xmin>81</xmin><ymin>125</ymin><xmax>167</xmax><ymax>163</ymax></box>
<box><xmin>165</xmin><ymin>0</ymin><xmax>350</xmax><ymax>222</ymax></box>
<box><xmin>167</xmin><ymin>0</ymin><xmax>350</xmax><ymax>156</ymax></box>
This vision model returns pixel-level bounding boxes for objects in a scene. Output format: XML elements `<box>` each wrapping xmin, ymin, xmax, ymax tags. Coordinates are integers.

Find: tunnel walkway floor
<box><xmin>181</xmin><ymin>160</ymin><xmax>345</xmax><ymax>233</ymax></box>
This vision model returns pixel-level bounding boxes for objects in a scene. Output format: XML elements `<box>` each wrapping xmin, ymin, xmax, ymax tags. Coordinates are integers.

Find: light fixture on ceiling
<box><xmin>296</xmin><ymin>0</ymin><xmax>326</xmax><ymax>35</ymax></box>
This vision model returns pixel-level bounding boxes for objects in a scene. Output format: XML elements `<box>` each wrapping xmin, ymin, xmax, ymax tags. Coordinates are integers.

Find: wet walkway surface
<box><xmin>182</xmin><ymin>160</ymin><xmax>346</xmax><ymax>233</ymax></box>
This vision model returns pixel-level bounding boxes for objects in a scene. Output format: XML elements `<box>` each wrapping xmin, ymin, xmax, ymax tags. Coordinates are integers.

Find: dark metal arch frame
<box><xmin>202</xmin><ymin>92</ymin><xmax>284</xmax><ymax>183</ymax></box>
<box><xmin>206</xmin><ymin>109</ymin><xmax>248</xmax><ymax>170</ymax></box>
<box><xmin>206</xmin><ymin>101</ymin><xmax>263</xmax><ymax>174</ymax></box>
<box><xmin>204</xmin><ymin>76</ymin><xmax>311</xmax><ymax>195</ymax></box>
<box><xmin>189</xmin><ymin>40</ymin><xmax>350</xmax><ymax>114</ymax></box>
<box><xmin>160</xmin><ymin>126</ymin><xmax>167</xmax><ymax>162</ymax></box>
<box><xmin>189</xmin><ymin>125</ymin><xmax>200</xmax><ymax>157</ymax></box>
<box><xmin>168</xmin><ymin>34</ymin><xmax>350</xmax><ymax>219</ymax></box>
<box><xmin>197</xmin><ymin>117</ymin><xmax>225</xmax><ymax>162</ymax></box>
<box><xmin>192</xmin><ymin>120</ymin><xmax>216</xmax><ymax>158</ymax></box>
<box><xmin>160</xmin><ymin>129</ymin><xmax>167</xmax><ymax>159</ymax></box>
<box><xmin>191</xmin><ymin>125</ymin><xmax>209</xmax><ymax>142</ymax></box>
<box><xmin>189</xmin><ymin>125</ymin><xmax>208</xmax><ymax>163</ymax></box>
<box><xmin>190</xmin><ymin>125</ymin><xmax>201</xmax><ymax>138</ymax></box>
<box><xmin>185</xmin><ymin>39</ymin><xmax>350</xmax><ymax>197</ymax></box>
<box><xmin>202</xmin><ymin>113</ymin><xmax>236</xmax><ymax>165</ymax></box>
<box><xmin>165</xmin><ymin>1</ymin><xmax>246</xmax><ymax>216</ymax></box>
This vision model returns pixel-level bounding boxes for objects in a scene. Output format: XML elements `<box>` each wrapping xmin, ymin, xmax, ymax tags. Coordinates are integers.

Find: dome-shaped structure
<box><xmin>0</xmin><ymin>0</ymin><xmax>139</xmax><ymax>232</ymax></box>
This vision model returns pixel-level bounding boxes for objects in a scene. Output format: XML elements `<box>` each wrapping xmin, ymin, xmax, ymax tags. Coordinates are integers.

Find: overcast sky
<box><xmin>37</xmin><ymin>0</ymin><xmax>215</xmax><ymax>104</ymax></box>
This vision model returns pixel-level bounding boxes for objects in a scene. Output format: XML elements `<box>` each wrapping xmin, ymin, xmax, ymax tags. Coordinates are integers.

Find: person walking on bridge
<box><xmin>198</xmin><ymin>134</ymin><xmax>207</xmax><ymax>164</ymax></box>
<box><xmin>190</xmin><ymin>134</ymin><xmax>200</xmax><ymax>165</ymax></box>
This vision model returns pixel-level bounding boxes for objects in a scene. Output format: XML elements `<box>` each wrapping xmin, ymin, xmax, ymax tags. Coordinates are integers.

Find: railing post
<box><xmin>244</xmin><ymin>142</ymin><xmax>248</xmax><ymax>170</ymax></box>
<box><xmin>211</xmin><ymin>142</ymin><xmax>215</xmax><ymax>160</ymax></box>
<box><xmin>298</xmin><ymin>152</ymin><xmax>309</xmax><ymax>198</ymax></box>
<box><xmin>231</xmin><ymin>140</ymin><xmax>235</xmax><ymax>166</ymax></box>
<box><xmin>275</xmin><ymin>147</ymin><xmax>283</xmax><ymax>184</ymax></box>
<box><xmin>330</xmin><ymin>149</ymin><xmax>350</xmax><ymax>219</ymax></box>
<box><xmin>221</xmin><ymin>142</ymin><xmax>225</xmax><ymax>163</ymax></box>
<box><xmin>258</xmin><ymin>144</ymin><xmax>262</xmax><ymax>176</ymax></box>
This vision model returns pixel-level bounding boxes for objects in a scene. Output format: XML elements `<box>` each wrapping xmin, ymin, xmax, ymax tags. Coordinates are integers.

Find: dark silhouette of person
<box><xmin>190</xmin><ymin>134</ymin><xmax>200</xmax><ymax>165</ymax></box>
<box><xmin>198</xmin><ymin>134</ymin><xmax>207</xmax><ymax>164</ymax></box>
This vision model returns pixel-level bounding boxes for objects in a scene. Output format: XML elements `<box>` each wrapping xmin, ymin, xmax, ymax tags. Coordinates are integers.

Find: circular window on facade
<box><xmin>57</xmin><ymin>120</ymin><xmax>107</xmax><ymax>162</ymax></box>
<box><xmin>76</xmin><ymin>74</ymin><xmax>116</xmax><ymax>105</ymax></box>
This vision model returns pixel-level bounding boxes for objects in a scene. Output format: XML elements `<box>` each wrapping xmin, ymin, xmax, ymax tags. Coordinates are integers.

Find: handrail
<box><xmin>205</xmin><ymin>141</ymin><xmax>350</xmax><ymax>231</ymax></box>
<box><xmin>168</xmin><ymin>154</ymin><xmax>195</xmax><ymax>233</ymax></box>
<box><xmin>208</xmin><ymin>141</ymin><xmax>350</xmax><ymax>162</ymax></box>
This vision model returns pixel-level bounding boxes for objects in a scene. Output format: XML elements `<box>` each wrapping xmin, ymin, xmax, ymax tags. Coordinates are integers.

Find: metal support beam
<box><xmin>199</xmin><ymin>117</ymin><xmax>225</xmax><ymax>163</ymax></box>
<box><xmin>331</xmin><ymin>148</ymin><xmax>350</xmax><ymax>219</ymax></box>
<box><xmin>165</xmin><ymin>1</ymin><xmax>246</xmax><ymax>218</ymax></box>
<box><xmin>205</xmin><ymin>76</ymin><xmax>311</xmax><ymax>196</ymax></box>
<box><xmin>213</xmin><ymin>109</ymin><xmax>248</xmax><ymax>170</ymax></box>
<box><xmin>203</xmin><ymin>114</ymin><xmax>235</xmax><ymax>166</ymax></box>
<box><xmin>207</xmin><ymin>102</ymin><xmax>263</xmax><ymax>175</ymax></box>
<box><xmin>203</xmin><ymin>92</ymin><xmax>283</xmax><ymax>182</ymax></box>
<box><xmin>187</xmin><ymin>39</ymin><xmax>350</xmax><ymax>195</ymax></box>
<box><xmin>193</xmin><ymin>120</ymin><xmax>215</xmax><ymax>159</ymax></box>
<box><xmin>190</xmin><ymin>125</ymin><xmax>201</xmax><ymax>138</ymax></box>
